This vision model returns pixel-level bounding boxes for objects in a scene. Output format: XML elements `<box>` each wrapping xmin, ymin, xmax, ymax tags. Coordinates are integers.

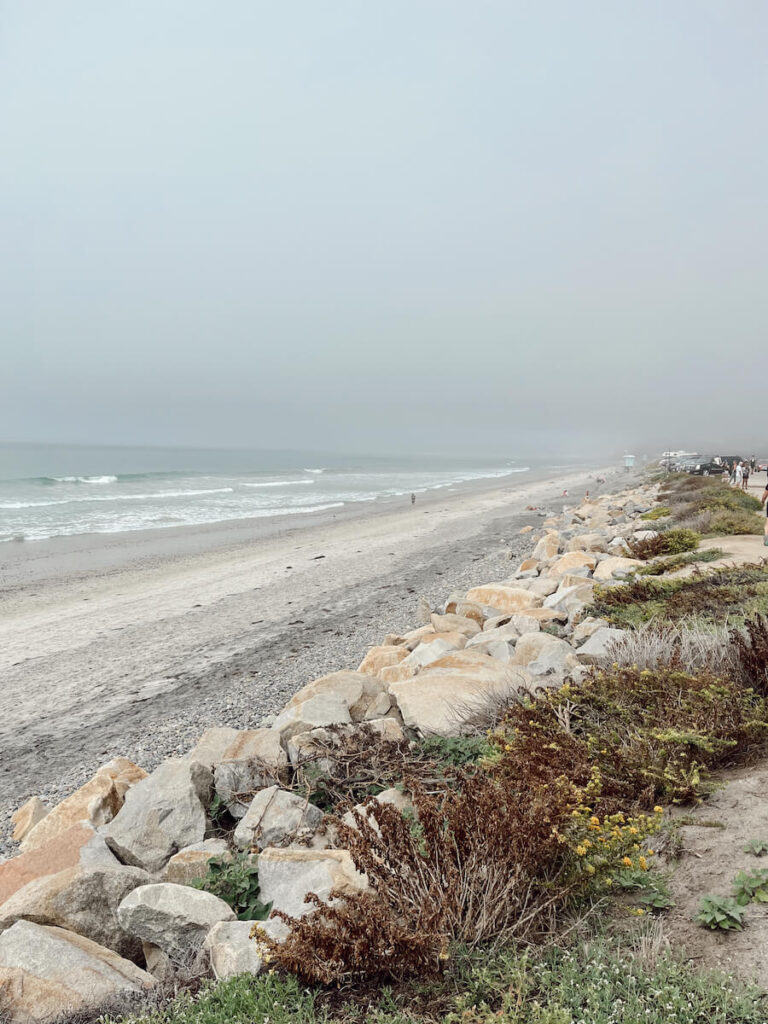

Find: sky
<box><xmin>1</xmin><ymin>1</ymin><xmax>767</xmax><ymax>458</ymax></box>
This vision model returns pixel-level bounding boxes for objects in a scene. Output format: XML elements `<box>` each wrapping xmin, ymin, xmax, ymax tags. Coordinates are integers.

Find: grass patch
<box><xmin>636</xmin><ymin>548</ymin><xmax>723</xmax><ymax>576</ymax></box>
<box><xmin>653</xmin><ymin>476</ymin><xmax>763</xmax><ymax>536</ymax></box>
<box><xmin>104</xmin><ymin>940</ymin><xmax>768</xmax><ymax>1024</ymax></box>
<box><xmin>590</xmin><ymin>564</ymin><xmax>768</xmax><ymax>628</ymax></box>
<box><xmin>640</xmin><ymin>505</ymin><xmax>671</xmax><ymax>520</ymax></box>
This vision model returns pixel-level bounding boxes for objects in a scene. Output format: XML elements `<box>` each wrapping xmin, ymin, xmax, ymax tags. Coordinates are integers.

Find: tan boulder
<box><xmin>390</xmin><ymin>662</ymin><xmax>534</xmax><ymax>736</ymax></box>
<box><xmin>522</xmin><ymin>607</ymin><xmax>568</xmax><ymax>624</ymax></box>
<box><xmin>21</xmin><ymin>760</ymin><xmax>146</xmax><ymax>854</ymax></box>
<box><xmin>517</xmin><ymin>557</ymin><xmax>539</xmax><ymax>573</ymax></box>
<box><xmin>430</xmin><ymin>613</ymin><xmax>481</xmax><ymax>638</ymax></box>
<box><xmin>593</xmin><ymin>556</ymin><xmax>643</xmax><ymax>581</ymax></box>
<box><xmin>532</xmin><ymin>532</ymin><xmax>560</xmax><ymax>560</ymax></box>
<box><xmin>519</xmin><ymin>525</ymin><xmax>533</xmax><ymax>534</ymax></box>
<box><xmin>548</xmin><ymin>552</ymin><xmax>597</xmax><ymax>577</ymax></box>
<box><xmin>162</xmin><ymin>840</ymin><xmax>230</xmax><ymax>886</ymax></box>
<box><xmin>442</xmin><ymin>599</ymin><xmax>486</xmax><ymax>624</ymax></box>
<box><xmin>0</xmin><ymin>864</ymin><xmax>151</xmax><ymax>960</ymax></box>
<box><xmin>256</xmin><ymin>849</ymin><xmax>367</xmax><ymax>931</ymax></box>
<box><xmin>286</xmin><ymin>671</ymin><xmax>387</xmax><ymax>722</ymax></box>
<box><xmin>465</xmin><ymin>585</ymin><xmax>542</xmax><ymax>614</ymax></box>
<box><xmin>10</xmin><ymin>799</ymin><xmax>49</xmax><ymax>844</ymax></box>
<box><xmin>399</xmin><ymin>625</ymin><xmax>437</xmax><ymax>649</ymax></box>
<box><xmin>565</xmin><ymin>533</ymin><xmax>608</xmax><ymax>553</ymax></box>
<box><xmin>512</xmin><ymin>632</ymin><xmax>572</xmax><ymax>669</ymax></box>
<box><xmin>357</xmin><ymin>646</ymin><xmax>409</xmax><ymax>676</ymax></box>
<box><xmin>184</xmin><ymin>727</ymin><xmax>241</xmax><ymax>767</ymax></box>
<box><xmin>1</xmin><ymin>825</ymin><xmax>103</xmax><ymax>907</ymax></box>
<box><xmin>572</xmin><ymin>616</ymin><xmax>610</xmax><ymax>642</ymax></box>
<box><xmin>219</xmin><ymin>729</ymin><xmax>287</xmax><ymax>769</ymax></box>
<box><xmin>0</xmin><ymin>921</ymin><xmax>154</xmax><ymax>1024</ymax></box>
<box><xmin>378</xmin><ymin>662</ymin><xmax>416</xmax><ymax>685</ymax></box>
<box><xmin>421</xmin><ymin>631</ymin><xmax>467</xmax><ymax>649</ymax></box>
<box><xmin>559</xmin><ymin>573</ymin><xmax>593</xmax><ymax>589</ymax></box>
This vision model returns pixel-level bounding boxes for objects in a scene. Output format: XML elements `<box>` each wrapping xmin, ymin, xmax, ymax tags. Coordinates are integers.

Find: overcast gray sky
<box><xmin>1</xmin><ymin>1</ymin><xmax>766</xmax><ymax>456</ymax></box>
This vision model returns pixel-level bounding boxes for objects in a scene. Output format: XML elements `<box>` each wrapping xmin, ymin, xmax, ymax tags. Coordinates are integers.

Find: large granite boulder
<box><xmin>593</xmin><ymin>556</ymin><xmax>643</xmax><ymax>580</ymax></box>
<box><xmin>0</xmin><ymin>865</ymin><xmax>150</xmax><ymax>960</ymax></box>
<box><xmin>285</xmin><ymin>671</ymin><xmax>389</xmax><ymax>723</ymax></box>
<box><xmin>464</xmin><ymin>585</ymin><xmax>542</xmax><ymax>614</ymax></box>
<box><xmin>575</xmin><ymin>627</ymin><xmax>628</xmax><ymax>664</ymax></box>
<box><xmin>162</xmin><ymin>840</ymin><xmax>230</xmax><ymax>886</ymax></box>
<box><xmin>389</xmin><ymin>659</ymin><xmax>534</xmax><ymax>735</ymax></box>
<box><xmin>20</xmin><ymin>759</ymin><xmax>146</xmax><ymax>853</ymax></box>
<box><xmin>0</xmin><ymin>824</ymin><xmax>117</xmax><ymax>907</ymax></box>
<box><xmin>234</xmin><ymin>787</ymin><xmax>323</xmax><ymax>851</ymax></box>
<box><xmin>271</xmin><ymin>695</ymin><xmax>352</xmax><ymax>741</ymax></box>
<box><xmin>257</xmin><ymin>848</ymin><xmax>367</xmax><ymax>934</ymax></box>
<box><xmin>532</xmin><ymin>532</ymin><xmax>561</xmax><ymax>560</ymax></box>
<box><xmin>0</xmin><ymin>921</ymin><xmax>153</xmax><ymax>1023</ymax></box>
<box><xmin>10</xmin><ymin>799</ymin><xmax>49</xmax><ymax>844</ymax></box>
<box><xmin>547</xmin><ymin>552</ymin><xmax>597</xmax><ymax>577</ymax></box>
<box><xmin>101</xmin><ymin>759</ymin><xmax>212</xmax><ymax>873</ymax></box>
<box><xmin>203</xmin><ymin>919</ymin><xmax>268</xmax><ymax>980</ymax></box>
<box><xmin>117</xmin><ymin>883</ymin><xmax>235</xmax><ymax>961</ymax></box>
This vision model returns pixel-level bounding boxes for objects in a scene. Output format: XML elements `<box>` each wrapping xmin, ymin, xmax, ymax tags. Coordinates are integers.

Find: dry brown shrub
<box><xmin>730</xmin><ymin>615</ymin><xmax>768</xmax><ymax>697</ymax></box>
<box><xmin>266</xmin><ymin>773</ymin><xmax>583</xmax><ymax>984</ymax></box>
<box><xmin>289</xmin><ymin>724</ymin><xmax>457</xmax><ymax>810</ymax></box>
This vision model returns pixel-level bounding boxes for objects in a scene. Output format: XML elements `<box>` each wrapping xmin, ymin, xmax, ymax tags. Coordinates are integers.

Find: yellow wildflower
<box><xmin>638</xmin><ymin>856</ymin><xmax>648</xmax><ymax>871</ymax></box>
<box><xmin>654</xmin><ymin>806</ymin><xmax>664</xmax><ymax>815</ymax></box>
<box><xmin>622</xmin><ymin>857</ymin><xmax>633</xmax><ymax>867</ymax></box>
<box><xmin>575</xmin><ymin>845</ymin><xmax>587</xmax><ymax>856</ymax></box>
<box><xmin>590</xmin><ymin>816</ymin><xmax>600</xmax><ymax>826</ymax></box>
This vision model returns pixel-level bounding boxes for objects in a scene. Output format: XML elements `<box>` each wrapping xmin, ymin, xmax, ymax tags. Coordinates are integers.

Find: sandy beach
<box><xmin>0</xmin><ymin>464</ymin><xmax>617</xmax><ymax>851</ymax></box>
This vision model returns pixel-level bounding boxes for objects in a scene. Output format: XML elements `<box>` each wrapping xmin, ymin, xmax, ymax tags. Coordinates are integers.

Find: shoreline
<box><xmin>0</xmin><ymin>462</ymin><xmax>621</xmax><ymax>853</ymax></box>
<box><xmin>0</xmin><ymin>462</ymin><xmax>594</xmax><ymax>589</ymax></box>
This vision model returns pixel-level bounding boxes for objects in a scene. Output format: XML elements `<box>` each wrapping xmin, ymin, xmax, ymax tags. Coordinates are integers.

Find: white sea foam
<box><xmin>53</xmin><ymin>475</ymin><xmax>118</xmax><ymax>484</ymax></box>
<box><xmin>244</xmin><ymin>479</ymin><xmax>314</xmax><ymax>488</ymax></box>
<box><xmin>304</xmin><ymin>467</ymin><xmax>325</xmax><ymax>474</ymax></box>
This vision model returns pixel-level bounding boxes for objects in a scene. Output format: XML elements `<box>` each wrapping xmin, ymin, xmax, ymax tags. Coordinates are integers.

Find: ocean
<box><xmin>0</xmin><ymin>443</ymin><xmax>577</xmax><ymax>544</ymax></box>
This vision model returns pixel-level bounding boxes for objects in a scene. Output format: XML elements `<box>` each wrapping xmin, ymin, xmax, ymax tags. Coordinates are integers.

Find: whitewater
<box><xmin>0</xmin><ymin>443</ymin><xmax>551</xmax><ymax>543</ymax></box>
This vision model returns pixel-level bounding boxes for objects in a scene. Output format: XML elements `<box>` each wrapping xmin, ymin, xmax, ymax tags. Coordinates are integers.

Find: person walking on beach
<box><xmin>742</xmin><ymin>461</ymin><xmax>750</xmax><ymax>491</ymax></box>
<box><xmin>734</xmin><ymin>461</ymin><xmax>744</xmax><ymax>489</ymax></box>
<box><xmin>411</xmin><ymin>492</ymin><xmax>416</xmax><ymax>506</ymax></box>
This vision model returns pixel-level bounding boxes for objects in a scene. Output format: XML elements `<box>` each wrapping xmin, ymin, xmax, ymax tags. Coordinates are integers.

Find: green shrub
<box><xmin>591</xmin><ymin>563</ymin><xmax>768</xmax><ymax>627</ymax></box>
<box><xmin>640</xmin><ymin>506</ymin><xmax>671</xmax><ymax>520</ymax></box>
<box><xmin>708</xmin><ymin>509</ymin><xmax>763</xmax><ymax>535</ymax></box>
<box><xmin>629</xmin><ymin>529</ymin><xmax>700</xmax><ymax>560</ymax></box>
<box><xmin>744</xmin><ymin>838</ymin><xmax>768</xmax><ymax>856</ymax></box>
<box><xmin>695</xmin><ymin>894</ymin><xmax>745</xmax><ymax>931</ymax></box>
<box><xmin>191</xmin><ymin>852</ymin><xmax>271</xmax><ymax>921</ymax></box>
<box><xmin>636</xmin><ymin>548</ymin><xmax>722</xmax><ymax>576</ymax></box>
<box><xmin>419</xmin><ymin>735</ymin><xmax>494</xmax><ymax>768</ymax></box>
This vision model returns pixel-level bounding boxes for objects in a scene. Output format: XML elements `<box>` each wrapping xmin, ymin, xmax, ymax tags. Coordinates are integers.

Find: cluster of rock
<box><xmin>0</xmin><ymin>480</ymin><xmax>660</xmax><ymax>1022</ymax></box>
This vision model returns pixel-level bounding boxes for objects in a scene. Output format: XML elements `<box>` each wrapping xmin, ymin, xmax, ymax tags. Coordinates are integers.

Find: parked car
<box><xmin>688</xmin><ymin>457</ymin><xmax>726</xmax><ymax>476</ymax></box>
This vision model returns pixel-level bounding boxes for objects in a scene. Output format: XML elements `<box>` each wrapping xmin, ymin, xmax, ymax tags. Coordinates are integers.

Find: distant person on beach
<box><xmin>411</xmin><ymin>493</ymin><xmax>416</xmax><ymax>506</ymax></box>
<box><xmin>742</xmin><ymin>461</ymin><xmax>750</xmax><ymax>491</ymax></box>
<box><xmin>734</xmin><ymin>462</ymin><xmax>744</xmax><ymax>488</ymax></box>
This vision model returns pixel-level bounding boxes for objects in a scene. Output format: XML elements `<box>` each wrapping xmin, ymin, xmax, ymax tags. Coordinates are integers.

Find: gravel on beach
<box><xmin>0</xmin><ymin>471</ymin><xmax>611</xmax><ymax>857</ymax></box>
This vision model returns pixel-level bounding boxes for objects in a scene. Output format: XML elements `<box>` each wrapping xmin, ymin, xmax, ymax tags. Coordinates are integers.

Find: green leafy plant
<box><xmin>419</xmin><ymin>735</ymin><xmax>494</xmax><ymax>768</ymax></box>
<box><xmin>612</xmin><ymin>867</ymin><xmax>674</xmax><ymax>911</ymax></box>
<box><xmin>640</xmin><ymin>506</ymin><xmax>671</xmax><ymax>520</ymax></box>
<box><xmin>744</xmin><ymin>838</ymin><xmax>768</xmax><ymax>856</ymax></box>
<box><xmin>191</xmin><ymin>852</ymin><xmax>271</xmax><ymax>921</ymax></box>
<box><xmin>732</xmin><ymin>868</ymin><xmax>768</xmax><ymax>906</ymax></box>
<box><xmin>695</xmin><ymin>894</ymin><xmax>745</xmax><ymax>931</ymax></box>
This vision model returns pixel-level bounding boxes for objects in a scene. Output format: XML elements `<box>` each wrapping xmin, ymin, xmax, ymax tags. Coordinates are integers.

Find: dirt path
<box><xmin>660</xmin><ymin>761</ymin><xmax>768</xmax><ymax>989</ymax></box>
